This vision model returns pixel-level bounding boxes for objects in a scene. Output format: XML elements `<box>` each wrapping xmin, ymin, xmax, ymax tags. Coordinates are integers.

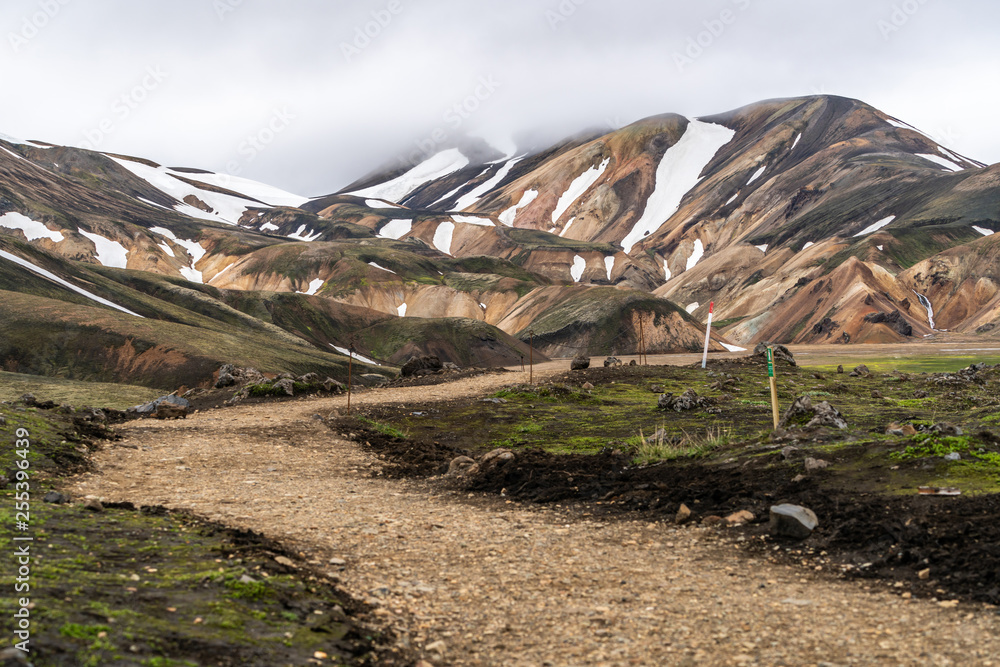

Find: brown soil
<box><xmin>67</xmin><ymin>363</ymin><xmax>1000</xmax><ymax>666</ymax></box>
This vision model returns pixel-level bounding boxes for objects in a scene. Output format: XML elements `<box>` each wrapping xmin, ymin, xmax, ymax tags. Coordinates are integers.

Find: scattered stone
<box><xmin>328</xmin><ymin>558</ymin><xmax>347</xmax><ymax>567</ymax></box>
<box><xmin>44</xmin><ymin>491</ymin><xmax>70</xmax><ymax>504</ymax></box>
<box><xmin>133</xmin><ymin>394</ymin><xmax>191</xmax><ymax>417</ymax></box>
<box><xmin>726</xmin><ymin>510</ymin><xmax>754</xmax><ymax>526</ymax></box>
<box><xmin>604</xmin><ymin>356</ymin><xmax>623</xmax><ymax>368</ymax></box>
<box><xmin>701</xmin><ymin>515</ymin><xmax>724</xmax><ymax>527</ymax></box>
<box><xmin>570</xmin><ymin>355</ymin><xmax>591</xmax><ymax>371</ymax></box>
<box><xmin>19</xmin><ymin>393</ymin><xmax>36</xmax><ymax>406</ymax></box>
<box><xmin>215</xmin><ymin>372</ymin><xmax>236</xmax><ymax>389</ymax></box>
<box><xmin>918</xmin><ymin>568</ymin><xmax>931</xmax><ymax>580</ymax></box>
<box><xmin>812</xmin><ymin>372</ymin><xmax>826</xmax><ymax>380</ymax></box>
<box><xmin>837</xmin><ymin>365</ymin><xmax>844</xmax><ymax>374</ymax></box>
<box><xmin>401</xmin><ymin>355</ymin><xmax>443</xmax><ymax>377</ymax></box>
<box><xmin>478</xmin><ymin>449</ymin><xmax>515</xmax><ymax>475</ymax></box>
<box><xmin>582</xmin><ymin>382</ymin><xmax>594</xmax><ymax>391</ymax></box>
<box><xmin>781</xmin><ymin>446</ymin><xmax>799</xmax><ymax>460</ymax></box>
<box><xmin>272</xmin><ymin>378</ymin><xmax>296</xmax><ymax>397</ymax></box>
<box><xmin>932</xmin><ymin>423</ymin><xmax>964</xmax><ymax>437</ymax></box>
<box><xmin>83</xmin><ymin>498</ymin><xmax>104</xmax><ymax>513</ymax></box>
<box><xmin>323</xmin><ymin>378</ymin><xmax>346</xmax><ymax>393</ymax></box>
<box><xmin>426</xmin><ymin>640</ymin><xmax>447</xmax><ymax>654</ymax></box>
<box><xmin>804</xmin><ymin>458</ymin><xmax>830</xmax><ymax>471</ymax></box>
<box><xmin>442</xmin><ymin>362</ymin><xmax>461</xmax><ymax>372</ymax></box>
<box><xmin>274</xmin><ymin>556</ymin><xmax>296</xmax><ymax>568</ymax></box>
<box><xmin>791</xmin><ymin>474</ymin><xmax>807</xmax><ymax>483</ymax></box>
<box><xmin>886</xmin><ymin>423</ymin><xmax>917</xmax><ymax>436</ymax></box>
<box><xmin>675</xmin><ymin>503</ymin><xmax>693</xmax><ymax>524</ymax></box>
<box><xmin>944</xmin><ymin>452</ymin><xmax>962</xmax><ymax>462</ymax></box>
<box><xmin>650</xmin><ymin>385</ymin><xmax>665</xmax><ymax>394</ymax></box>
<box><xmin>769</xmin><ymin>504</ymin><xmax>819</xmax><ymax>539</ymax></box>
<box><xmin>629</xmin><ymin>359</ymin><xmax>638</xmax><ymax>366</ymax></box>
<box><xmin>849</xmin><ymin>364</ymin><xmax>872</xmax><ymax>378</ymax></box>
<box><xmin>155</xmin><ymin>402</ymin><xmax>188</xmax><ymax>420</ymax></box>
<box><xmin>914</xmin><ymin>390</ymin><xmax>929</xmax><ymax>399</ymax></box>
<box><xmin>871</xmin><ymin>390</ymin><xmax>884</xmax><ymax>399</ymax></box>
<box><xmin>779</xmin><ymin>395</ymin><xmax>848</xmax><ymax>430</ymax></box>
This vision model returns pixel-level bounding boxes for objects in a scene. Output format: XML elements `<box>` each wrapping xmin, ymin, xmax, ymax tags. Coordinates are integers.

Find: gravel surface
<box><xmin>68</xmin><ymin>370</ymin><xmax>1000</xmax><ymax>666</ymax></box>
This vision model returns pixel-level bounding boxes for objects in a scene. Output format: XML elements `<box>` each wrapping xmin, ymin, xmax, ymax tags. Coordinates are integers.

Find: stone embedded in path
<box><xmin>726</xmin><ymin>510</ymin><xmax>754</xmax><ymax>526</ymax></box>
<box><xmin>675</xmin><ymin>503</ymin><xmax>693</xmax><ymax>524</ymax></box>
<box><xmin>769</xmin><ymin>504</ymin><xmax>819</xmax><ymax>540</ymax></box>
<box><xmin>571</xmin><ymin>355</ymin><xmax>591</xmax><ymax>371</ymax></box>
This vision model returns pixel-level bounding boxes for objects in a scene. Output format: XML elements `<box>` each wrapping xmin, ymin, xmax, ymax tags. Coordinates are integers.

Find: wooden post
<box><xmin>701</xmin><ymin>302</ymin><xmax>715</xmax><ymax>369</ymax></box>
<box><xmin>767</xmin><ymin>346</ymin><xmax>780</xmax><ymax>429</ymax></box>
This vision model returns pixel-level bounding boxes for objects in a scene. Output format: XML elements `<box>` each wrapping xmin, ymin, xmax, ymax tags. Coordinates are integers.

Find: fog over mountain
<box><xmin>2</xmin><ymin>0</ymin><xmax>998</xmax><ymax>195</ymax></box>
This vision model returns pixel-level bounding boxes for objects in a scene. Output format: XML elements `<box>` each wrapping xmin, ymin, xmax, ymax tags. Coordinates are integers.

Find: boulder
<box><xmin>849</xmin><ymin>364</ymin><xmax>872</xmax><ymax>378</ymax></box>
<box><xmin>272</xmin><ymin>378</ymin><xmax>296</xmax><ymax>396</ymax></box>
<box><xmin>83</xmin><ymin>498</ymin><xmax>104</xmax><ymax>513</ymax></box>
<box><xmin>446</xmin><ymin>456</ymin><xmax>477</xmax><ymax>477</ymax></box>
<box><xmin>837</xmin><ymin>365</ymin><xmax>844</xmax><ymax>374</ymax></box>
<box><xmin>725</xmin><ymin>510</ymin><xmax>754</xmax><ymax>526</ymax></box>
<box><xmin>44</xmin><ymin>491</ymin><xmax>71</xmax><ymax>504</ymax></box>
<box><xmin>479</xmin><ymin>448</ymin><xmax>515</xmax><ymax>474</ymax></box>
<box><xmin>629</xmin><ymin>359</ymin><xmax>638</xmax><ymax>367</ymax></box>
<box><xmin>932</xmin><ymin>422</ymin><xmax>964</xmax><ymax>437</ymax></box>
<box><xmin>322</xmin><ymin>378</ymin><xmax>346</xmax><ymax>393</ymax></box>
<box><xmin>401</xmin><ymin>355</ymin><xmax>443</xmax><ymax>377</ymax></box>
<box><xmin>675</xmin><ymin>503</ymin><xmax>693</xmax><ymax>524</ymax></box>
<box><xmin>297</xmin><ymin>372</ymin><xmax>320</xmax><ymax>385</ymax></box>
<box><xmin>215</xmin><ymin>373</ymin><xmax>236</xmax><ymax>389</ymax></box>
<box><xmin>804</xmin><ymin>457</ymin><xmax>830</xmax><ymax>471</ymax></box>
<box><xmin>752</xmin><ymin>343</ymin><xmax>796</xmax><ymax>366</ymax></box>
<box><xmin>133</xmin><ymin>394</ymin><xmax>190</xmax><ymax>417</ymax></box>
<box><xmin>570</xmin><ymin>355</ymin><xmax>591</xmax><ymax>371</ymax></box>
<box><xmin>778</xmin><ymin>395</ymin><xmax>848</xmax><ymax>430</ymax></box>
<box><xmin>604</xmin><ymin>356</ymin><xmax>623</xmax><ymax>368</ymax></box>
<box><xmin>769</xmin><ymin>504</ymin><xmax>819</xmax><ymax>539</ymax></box>
<box><xmin>155</xmin><ymin>402</ymin><xmax>188</xmax><ymax>420</ymax></box>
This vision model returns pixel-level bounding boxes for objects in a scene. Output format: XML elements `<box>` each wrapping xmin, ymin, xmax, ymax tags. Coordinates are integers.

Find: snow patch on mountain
<box><xmin>454</xmin><ymin>158</ymin><xmax>522</xmax><ymax>211</ymax></box>
<box><xmin>791</xmin><ymin>133</ymin><xmax>802</xmax><ymax>150</ymax></box>
<box><xmin>150</xmin><ymin>227</ymin><xmax>207</xmax><ymax>282</ymax></box>
<box><xmin>0</xmin><ymin>212</ymin><xmax>64</xmax><ymax>242</ymax></box>
<box><xmin>663</xmin><ymin>260</ymin><xmax>672</xmax><ymax>282</ymax></box>
<box><xmin>604</xmin><ymin>256</ymin><xmax>615</xmax><ymax>281</ymax></box>
<box><xmin>747</xmin><ymin>165</ymin><xmax>767</xmax><ymax>185</ymax></box>
<box><xmin>551</xmin><ymin>158</ymin><xmax>611</xmax><ymax>223</ymax></box>
<box><xmin>78</xmin><ymin>229</ymin><xmax>128</xmax><ymax>269</ymax></box>
<box><xmin>298</xmin><ymin>279</ymin><xmax>325</xmax><ymax>296</ymax></box>
<box><xmin>686</xmin><ymin>239</ymin><xmax>705</xmax><ymax>271</ymax></box>
<box><xmin>287</xmin><ymin>225</ymin><xmax>322</xmax><ymax>242</ymax></box>
<box><xmin>350</xmin><ymin>149</ymin><xmax>470</xmax><ymax>203</ymax></box>
<box><xmin>686</xmin><ymin>302</ymin><xmax>700</xmax><ymax>314</ymax></box>
<box><xmin>0</xmin><ymin>132</ymin><xmax>25</xmax><ymax>144</ymax></box>
<box><xmin>620</xmin><ymin>119</ymin><xmax>735</xmax><ymax>253</ymax></box>
<box><xmin>756</xmin><ymin>244</ymin><xmax>768</xmax><ymax>254</ymax></box>
<box><xmin>178</xmin><ymin>171</ymin><xmax>307</xmax><ymax>208</ymax></box>
<box><xmin>973</xmin><ymin>226</ymin><xmax>994</xmax><ymax>236</ymax></box>
<box><xmin>433</xmin><ymin>220</ymin><xmax>456</xmax><ymax>255</ymax></box>
<box><xmin>378</xmin><ymin>219</ymin><xmax>412</xmax><ymax>240</ymax></box>
<box><xmin>916</xmin><ymin>153</ymin><xmax>963</xmax><ymax>172</ymax></box>
<box><xmin>331</xmin><ymin>345</ymin><xmax>379</xmax><ymax>366</ymax></box>
<box><xmin>499</xmin><ymin>190</ymin><xmax>538</xmax><ymax>227</ymax></box>
<box><xmin>559</xmin><ymin>217</ymin><xmax>576</xmax><ymax>238</ymax></box>
<box><xmin>452</xmin><ymin>215</ymin><xmax>494</xmax><ymax>226</ymax></box>
<box><xmin>571</xmin><ymin>255</ymin><xmax>586</xmax><ymax>282</ymax></box>
<box><xmin>366</xmin><ymin>199</ymin><xmax>403</xmax><ymax>209</ymax></box>
<box><xmin>0</xmin><ymin>249</ymin><xmax>142</xmax><ymax>317</ymax></box>
<box><xmin>853</xmin><ymin>216</ymin><xmax>897</xmax><ymax>237</ymax></box>
<box><xmin>368</xmin><ymin>262</ymin><xmax>397</xmax><ymax>274</ymax></box>
<box><xmin>397</xmin><ymin>303</ymin><xmax>408</xmax><ymax>317</ymax></box>
<box><xmin>721</xmin><ymin>342</ymin><xmax>747</xmax><ymax>352</ymax></box>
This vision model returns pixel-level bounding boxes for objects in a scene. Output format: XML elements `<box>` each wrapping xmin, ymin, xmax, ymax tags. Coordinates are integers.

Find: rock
<box><xmin>133</xmin><ymin>394</ymin><xmax>190</xmax><ymax>416</ymax></box>
<box><xmin>650</xmin><ymin>385</ymin><xmax>665</xmax><ymax>394</ymax></box>
<box><xmin>701</xmin><ymin>515</ymin><xmax>724</xmax><ymax>527</ymax></box>
<box><xmin>215</xmin><ymin>372</ymin><xmax>236</xmax><ymax>389</ymax></box>
<box><xmin>272</xmin><ymin>378</ymin><xmax>296</xmax><ymax>396</ymax></box>
<box><xmin>863</xmin><ymin>310</ymin><xmax>913</xmax><ymax>337</ymax></box>
<box><xmin>791</xmin><ymin>474</ymin><xmax>807</xmax><ymax>483</ymax></box>
<box><xmin>812</xmin><ymin>372</ymin><xmax>826</xmax><ymax>380</ymax></box>
<box><xmin>944</xmin><ymin>452</ymin><xmax>961</xmax><ymax>461</ymax></box>
<box><xmin>570</xmin><ymin>355</ymin><xmax>591</xmax><ymax>371</ymax></box>
<box><xmin>932</xmin><ymin>423</ymin><xmax>964</xmax><ymax>436</ymax></box>
<box><xmin>658</xmin><ymin>389</ymin><xmax>707</xmax><ymax>412</ymax></box>
<box><xmin>479</xmin><ymin>449</ymin><xmax>515</xmax><ymax>474</ymax></box>
<box><xmin>83</xmin><ymin>498</ymin><xmax>104</xmax><ymax>513</ymax></box>
<box><xmin>0</xmin><ymin>647</ymin><xmax>31</xmax><ymax>665</ymax></box>
<box><xmin>769</xmin><ymin>504</ymin><xmax>819</xmax><ymax>539</ymax></box>
<box><xmin>887</xmin><ymin>422</ymin><xmax>918</xmax><ymax>436</ymax></box>
<box><xmin>582</xmin><ymin>382</ymin><xmax>594</xmax><ymax>391</ymax></box>
<box><xmin>322</xmin><ymin>378</ymin><xmax>346</xmax><ymax>393</ymax></box>
<box><xmin>675</xmin><ymin>503</ymin><xmax>693</xmax><ymax>524</ymax></box>
<box><xmin>425</xmin><ymin>640</ymin><xmax>447</xmax><ymax>654</ymax></box>
<box><xmin>837</xmin><ymin>365</ymin><xmax>844</xmax><ymax>374</ymax></box>
<box><xmin>871</xmin><ymin>390</ymin><xmax>884</xmax><ymax>399</ymax></box>
<box><xmin>778</xmin><ymin>395</ymin><xmax>848</xmax><ymax>430</ymax></box>
<box><xmin>155</xmin><ymin>402</ymin><xmax>188</xmax><ymax>420</ymax></box>
<box><xmin>781</xmin><ymin>446</ymin><xmax>799</xmax><ymax>460</ymax></box>
<box><xmin>918</xmin><ymin>568</ymin><xmax>931</xmax><ymax>580</ymax></box>
<box><xmin>752</xmin><ymin>343</ymin><xmax>796</xmax><ymax>366</ymax></box>
<box><xmin>44</xmin><ymin>491</ymin><xmax>70</xmax><ymax>504</ymax></box>
<box><xmin>297</xmin><ymin>372</ymin><xmax>320</xmax><ymax>385</ymax></box>
<box><xmin>629</xmin><ymin>359</ymin><xmax>637</xmax><ymax>366</ymax></box>
<box><xmin>274</xmin><ymin>556</ymin><xmax>296</xmax><ymax>568</ymax></box>
<box><xmin>849</xmin><ymin>364</ymin><xmax>872</xmax><ymax>378</ymax></box>
<box><xmin>914</xmin><ymin>390</ymin><xmax>929</xmax><ymax>399</ymax></box>
<box><xmin>604</xmin><ymin>356</ymin><xmax>623</xmax><ymax>368</ymax></box>
<box><xmin>446</xmin><ymin>456</ymin><xmax>477</xmax><ymax>477</ymax></box>
<box><xmin>442</xmin><ymin>362</ymin><xmax>461</xmax><ymax>372</ymax></box>
<box><xmin>804</xmin><ymin>458</ymin><xmax>830</xmax><ymax>471</ymax></box>
<box><xmin>401</xmin><ymin>355</ymin><xmax>443</xmax><ymax>377</ymax></box>
<box><xmin>19</xmin><ymin>393</ymin><xmax>36</xmax><ymax>406</ymax></box>
<box><xmin>725</xmin><ymin>510</ymin><xmax>754</xmax><ymax>526</ymax></box>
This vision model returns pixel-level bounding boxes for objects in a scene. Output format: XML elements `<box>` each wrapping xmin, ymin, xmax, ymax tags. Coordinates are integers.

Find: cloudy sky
<box><xmin>2</xmin><ymin>0</ymin><xmax>998</xmax><ymax>196</ymax></box>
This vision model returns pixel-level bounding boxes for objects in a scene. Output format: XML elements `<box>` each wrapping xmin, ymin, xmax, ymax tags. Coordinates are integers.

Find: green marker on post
<box><xmin>766</xmin><ymin>347</ymin><xmax>775</xmax><ymax>378</ymax></box>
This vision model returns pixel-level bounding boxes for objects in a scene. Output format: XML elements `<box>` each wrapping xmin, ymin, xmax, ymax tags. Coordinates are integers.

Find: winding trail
<box><xmin>68</xmin><ymin>369</ymin><xmax>1000</xmax><ymax>666</ymax></box>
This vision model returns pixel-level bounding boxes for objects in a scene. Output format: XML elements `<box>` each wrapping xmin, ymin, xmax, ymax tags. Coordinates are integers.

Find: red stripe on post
<box><xmin>709</xmin><ymin>302</ymin><xmax>714</xmax><ymax>314</ymax></box>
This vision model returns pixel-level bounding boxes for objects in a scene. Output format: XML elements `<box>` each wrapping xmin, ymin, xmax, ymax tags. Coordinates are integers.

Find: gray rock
<box><xmin>849</xmin><ymin>364</ymin><xmax>872</xmax><ymax>378</ymax></box>
<box><xmin>650</xmin><ymin>385</ymin><xmax>665</xmax><ymax>394</ymax></box>
<box><xmin>133</xmin><ymin>394</ymin><xmax>191</xmax><ymax>416</ymax></box>
<box><xmin>479</xmin><ymin>449</ymin><xmax>515</xmax><ymax>474</ymax></box>
<box><xmin>769</xmin><ymin>504</ymin><xmax>819</xmax><ymax>539</ymax></box>
<box><xmin>44</xmin><ymin>491</ymin><xmax>70</xmax><ymax>504</ymax></box>
<box><xmin>658</xmin><ymin>389</ymin><xmax>706</xmax><ymax>412</ymax></box>
<box><xmin>604</xmin><ymin>356</ymin><xmax>623</xmax><ymax>368</ymax></box>
<box><xmin>781</xmin><ymin>446</ymin><xmax>799</xmax><ymax>460</ymax></box>
<box><xmin>629</xmin><ymin>359</ymin><xmax>638</xmax><ymax>366</ymax></box>
<box><xmin>273</xmin><ymin>378</ymin><xmax>296</xmax><ymax>396</ymax></box>
<box><xmin>83</xmin><ymin>498</ymin><xmax>104</xmax><ymax>513</ymax></box>
<box><xmin>753</xmin><ymin>343</ymin><xmax>796</xmax><ymax>366</ymax></box>
<box><xmin>155</xmin><ymin>402</ymin><xmax>188</xmax><ymax>419</ymax></box>
<box><xmin>322</xmin><ymin>378</ymin><xmax>346</xmax><ymax>393</ymax></box>
<box><xmin>19</xmin><ymin>393</ymin><xmax>36</xmax><ymax>406</ymax></box>
<box><xmin>779</xmin><ymin>395</ymin><xmax>847</xmax><ymax>430</ymax></box>
<box><xmin>297</xmin><ymin>372</ymin><xmax>320</xmax><ymax>385</ymax></box>
<box><xmin>944</xmin><ymin>452</ymin><xmax>962</xmax><ymax>461</ymax></box>
<box><xmin>804</xmin><ymin>457</ymin><xmax>830</xmax><ymax>471</ymax></box>
<box><xmin>215</xmin><ymin>372</ymin><xmax>236</xmax><ymax>389</ymax></box>
<box><xmin>837</xmin><ymin>365</ymin><xmax>844</xmax><ymax>374</ymax></box>
<box><xmin>570</xmin><ymin>355</ymin><xmax>590</xmax><ymax>371</ymax></box>
<box><xmin>932</xmin><ymin>422</ymin><xmax>963</xmax><ymax>436</ymax></box>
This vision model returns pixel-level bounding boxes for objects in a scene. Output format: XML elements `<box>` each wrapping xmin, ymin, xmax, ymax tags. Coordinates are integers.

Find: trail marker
<box><xmin>701</xmin><ymin>302</ymin><xmax>714</xmax><ymax>369</ymax></box>
<box><xmin>767</xmin><ymin>346</ymin><xmax>780</xmax><ymax>429</ymax></box>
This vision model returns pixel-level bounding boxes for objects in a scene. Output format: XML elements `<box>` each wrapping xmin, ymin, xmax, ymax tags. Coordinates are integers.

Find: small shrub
<box><xmin>629</xmin><ymin>425</ymin><xmax>732</xmax><ymax>465</ymax></box>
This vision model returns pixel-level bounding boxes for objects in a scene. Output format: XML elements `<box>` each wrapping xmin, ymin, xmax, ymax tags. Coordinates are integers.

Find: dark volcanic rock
<box><xmin>752</xmin><ymin>343</ymin><xmax>796</xmax><ymax>366</ymax></box>
<box><xmin>658</xmin><ymin>389</ymin><xmax>708</xmax><ymax>412</ymax></box>
<box><xmin>863</xmin><ymin>310</ymin><xmax>913</xmax><ymax>337</ymax></box>
<box><xmin>769</xmin><ymin>504</ymin><xmax>819</xmax><ymax>539</ymax></box>
<box><xmin>571</xmin><ymin>355</ymin><xmax>591</xmax><ymax>371</ymax></box>
<box><xmin>401</xmin><ymin>355</ymin><xmax>443</xmax><ymax>377</ymax></box>
<box><xmin>779</xmin><ymin>395</ymin><xmax>848</xmax><ymax>430</ymax></box>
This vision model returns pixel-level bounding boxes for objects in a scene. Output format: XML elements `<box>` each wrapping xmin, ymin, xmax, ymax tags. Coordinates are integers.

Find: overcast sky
<box><xmin>2</xmin><ymin>0</ymin><xmax>998</xmax><ymax>196</ymax></box>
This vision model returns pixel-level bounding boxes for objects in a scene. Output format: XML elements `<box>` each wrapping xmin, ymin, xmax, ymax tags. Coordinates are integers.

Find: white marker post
<box><xmin>701</xmin><ymin>301</ymin><xmax>714</xmax><ymax>369</ymax></box>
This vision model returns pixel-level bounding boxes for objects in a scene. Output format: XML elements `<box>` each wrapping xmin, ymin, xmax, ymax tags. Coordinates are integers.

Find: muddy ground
<box><xmin>337</xmin><ymin>357</ymin><xmax>1000</xmax><ymax>608</ymax></box>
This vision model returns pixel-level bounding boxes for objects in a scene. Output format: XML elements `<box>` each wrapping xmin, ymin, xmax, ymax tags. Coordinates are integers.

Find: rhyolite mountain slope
<box><xmin>2</xmin><ymin>94</ymin><xmax>999</xmax><ymax>388</ymax></box>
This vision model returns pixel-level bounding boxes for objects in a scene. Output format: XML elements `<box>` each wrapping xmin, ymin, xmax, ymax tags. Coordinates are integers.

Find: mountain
<box><xmin>1</xmin><ymin>95</ymin><xmax>998</xmax><ymax>388</ymax></box>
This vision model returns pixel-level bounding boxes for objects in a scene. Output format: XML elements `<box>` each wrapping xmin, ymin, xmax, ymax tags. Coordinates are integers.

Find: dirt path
<box><xmin>68</xmin><ymin>370</ymin><xmax>1000</xmax><ymax>666</ymax></box>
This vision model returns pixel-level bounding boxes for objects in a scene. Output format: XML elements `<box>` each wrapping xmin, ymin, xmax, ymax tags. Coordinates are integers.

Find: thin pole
<box><xmin>529</xmin><ymin>330</ymin><xmax>534</xmax><ymax>385</ymax></box>
<box><xmin>701</xmin><ymin>301</ymin><xmax>715</xmax><ymax>369</ymax></box>
<box><xmin>767</xmin><ymin>346</ymin><xmax>780</xmax><ymax>429</ymax></box>
<box><xmin>347</xmin><ymin>338</ymin><xmax>354</xmax><ymax>416</ymax></box>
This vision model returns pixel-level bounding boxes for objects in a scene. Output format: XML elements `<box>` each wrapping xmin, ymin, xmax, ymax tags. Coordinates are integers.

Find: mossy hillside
<box><xmin>356</xmin><ymin>316</ymin><xmax>531</xmax><ymax>367</ymax></box>
<box><xmin>362</xmin><ymin>359</ymin><xmax>1000</xmax><ymax>493</ymax></box>
<box><xmin>0</xmin><ymin>372</ymin><xmax>159</xmax><ymax>411</ymax></box>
